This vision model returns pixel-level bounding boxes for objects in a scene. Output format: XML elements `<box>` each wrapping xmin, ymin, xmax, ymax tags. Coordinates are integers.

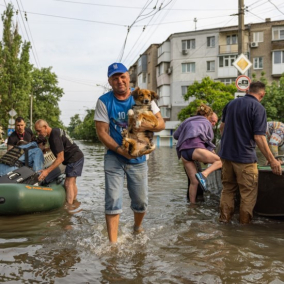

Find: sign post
<box><xmin>7</xmin><ymin>109</ymin><xmax>17</xmax><ymax>136</ymax></box>
<box><xmin>233</xmin><ymin>53</ymin><xmax>252</xmax><ymax>75</ymax></box>
<box><xmin>235</xmin><ymin>75</ymin><xmax>251</xmax><ymax>92</ymax></box>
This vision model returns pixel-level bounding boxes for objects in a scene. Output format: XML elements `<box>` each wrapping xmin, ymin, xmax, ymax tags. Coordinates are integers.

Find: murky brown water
<box><xmin>1</xmin><ymin>142</ymin><xmax>284</xmax><ymax>283</ymax></box>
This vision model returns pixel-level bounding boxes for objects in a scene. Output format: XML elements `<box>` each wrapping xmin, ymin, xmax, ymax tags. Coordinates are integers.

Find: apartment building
<box><xmin>250</xmin><ymin>19</ymin><xmax>284</xmax><ymax>83</ymax></box>
<box><xmin>129</xmin><ymin>44</ymin><xmax>159</xmax><ymax>90</ymax></box>
<box><xmin>128</xmin><ymin>19</ymin><xmax>284</xmax><ymax>146</ymax></box>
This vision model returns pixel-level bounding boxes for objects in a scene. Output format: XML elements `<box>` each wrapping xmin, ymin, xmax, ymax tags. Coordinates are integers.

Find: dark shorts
<box><xmin>65</xmin><ymin>157</ymin><xmax>84</xmax><ymax>177</ymax></box>
<box><xmin>181</xmin><ymin>149</ymin><xmax>195</xmax><ymax>161</ymax></box>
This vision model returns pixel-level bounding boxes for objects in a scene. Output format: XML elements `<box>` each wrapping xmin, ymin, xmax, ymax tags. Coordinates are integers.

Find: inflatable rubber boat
<box><xmin>0</xmin><ymin>151</ymin><xmax>66</xmax><ymax>215</ymax></box>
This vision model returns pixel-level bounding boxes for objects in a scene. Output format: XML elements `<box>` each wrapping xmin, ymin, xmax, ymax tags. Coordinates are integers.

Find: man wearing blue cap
<box><xmin>95</xmin><ymin>62</ymin><xmax>165</xmax><ymax>243</ymax></box>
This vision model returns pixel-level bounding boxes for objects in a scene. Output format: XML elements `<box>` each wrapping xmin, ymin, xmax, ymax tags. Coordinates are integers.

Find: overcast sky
<box><xmin>1</xmin><ymin>0</ymin><xmax>283</xmax><ymax>126</ymax></box>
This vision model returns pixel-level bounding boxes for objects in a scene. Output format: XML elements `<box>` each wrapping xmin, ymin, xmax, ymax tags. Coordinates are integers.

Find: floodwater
<box><xmin>1</xmin><ymin>142</ymin><xmax>284</xmax><ymax>283</ymax></box>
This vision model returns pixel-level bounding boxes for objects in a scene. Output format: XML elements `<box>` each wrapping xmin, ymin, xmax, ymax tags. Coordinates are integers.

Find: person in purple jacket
<box><xmin>173</xmin><ymin>104</ymin><xmax>222</xmax><ymax>203</ymax></box>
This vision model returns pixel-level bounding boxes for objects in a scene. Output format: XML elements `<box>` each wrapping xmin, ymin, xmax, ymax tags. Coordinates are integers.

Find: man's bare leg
<box><xmin>106</xmin><ymin>214</ymin><xmax>120</xmax><ymax>243</ymax></box>
<box><xmin>134</xmin><ymin>212</ymin><xmax>145</xmax><ymax>232</ymax></box>
<box><xmin>65</xmin><ymin>177</ymin><xmax>77</xmax><ymax>204</ymax></box>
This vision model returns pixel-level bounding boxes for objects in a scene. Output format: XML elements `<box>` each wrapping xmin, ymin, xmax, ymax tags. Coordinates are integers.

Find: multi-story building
<box><xmin>250</xmin><ymin>19</ymin><xmax>284</xmax><ymax>83</ymax></box>
<box><xmin>129</xmin><ymin>44</ymin><xmax>159</xmax><ymax>90</ymax></box>
<box><xmin>128</xmin><ymin>19</ymin><xmax>284</xmax><ymax>146</ymax></box>
<box><xmin>218</xmin><ymin>26</ymin><xmax>249</xmax><ymax>84</ymax></box>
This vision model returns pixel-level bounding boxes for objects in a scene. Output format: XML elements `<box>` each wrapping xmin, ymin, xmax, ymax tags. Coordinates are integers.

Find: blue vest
<box><xmin>99</xmin><ymin>90</ymin><xmax>146</xmax><ymax>164</ymax></box>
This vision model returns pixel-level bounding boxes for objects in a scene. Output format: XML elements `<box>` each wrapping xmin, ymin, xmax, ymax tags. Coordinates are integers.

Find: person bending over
<box><xmin>34</xmin><ymin>120</ymin><xmax>84</xmax><ymax>205</ymax></box>
<box><xmin>173</xmin><ymin>104</ymin><xmax>222</xmax><ymax>203</ymax></box>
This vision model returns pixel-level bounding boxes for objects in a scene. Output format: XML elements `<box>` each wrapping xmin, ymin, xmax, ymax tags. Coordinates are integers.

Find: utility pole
<box><xmin>238</xmin><ymin>0</ymin><xmax>245</xmax><ymax>76</ymax></box>
<box><xmin>30</xmin><ymin>94</ymin><xmax>33</xmax><ymax>131</ymax></box>
<box><xmin>238</xmin><ymin>0</ymin><xmax>244</xmax><ymax>55</ymax></box>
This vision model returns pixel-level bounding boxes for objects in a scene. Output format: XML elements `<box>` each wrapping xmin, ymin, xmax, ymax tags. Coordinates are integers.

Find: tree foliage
<box><xmin>0</xmin><ymin>4</ymin><xmax>63</xmax><ymax>133</ymax></box>
<box><xmin>178</xmin><ymin>77</ymin><xmax>236</xmax><ymax>143</ymax></box>
<box><xmin>31</xmin><ymin>67</ymin><xmax>64</xmax><ymax>128</ymax></box>
<box><xmin>0</xmin><ymin>4</ymin><xmax>32</xmax><ymax>129</ymax></box>
<box><xmin>179</xmin><ymin>77</ymin><xmax>236</xmax><ymax>121</ymax></box>
<box><xmin>252</xmin><ymin>72</ymin><xmax>284</xmax><ymax>122</ymax></box>
<box><xmin>68</xmin><ymin>109</ymin><xmax>99</xmax><ymax>142</ymax></box>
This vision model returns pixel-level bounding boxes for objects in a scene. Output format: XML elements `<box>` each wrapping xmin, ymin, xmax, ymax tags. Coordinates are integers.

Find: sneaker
<box><xmin>195</xmin><ymin>172</ymin><xmax>207</xmax><ymax>192</ymax></box>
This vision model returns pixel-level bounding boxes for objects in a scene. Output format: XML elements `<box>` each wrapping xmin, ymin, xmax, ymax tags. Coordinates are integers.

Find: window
<box><xmin>157</xmin><ymin>87</ymin><xmax>161</xmax><ymax>97</ymax></box>
<box><xmin>253</xmin><ymin>57</ymin><xmax>263</xmax><ymax>69</ymax></box>
<box><xmin>182</xmin><ymin>63</ymin><xmax>195</xmax><ymax>73</ymax></box>
<box><xmin>143</xmin><ymin>73</ymin><xmax>147</xmax><ymax>83</ymax></box>
<box><xmin>273</xmin><ymin>51</ymin><xmax>284</xmax><ymax>64</ymax></box>
<box><xmin>220</xmin><ymin>78</ymin><xmax>234</xmax><ymax>85</ymax></box>
<box><xmin>207</xmin><ymin>61</ymin><xmax>215</xmax><ymax>71</ymax></box>
<box><xmin>253</xmin><ymin>32</ymin><xmax>264</xmax><ymax>42</ymax></box>
<box><xmin>158</xmin><ymin>46</ymin><xmax>162</xmax><ymax>56</ymax></box>
<box><xmin>138</xmin><ymin>74</ymin><xmax>143</xmax><ymax>85</ymax></box>
<box><xmin>148</xmin><ymin>73</ymin><xmax>150</xmax><ymax>83</ymax></box>
<box><xmin>160</xmin><ymin>107</ymin><xmax>170</xmax><ymax>118</ymax></box>
<box><xmin>181</xmin><ymin>86</ymin><xmax>189</xmax><ymax>96</ymax></box>
<box><xmin>219</xmin><ymin>55</ymin><xmax>237</xmax><ymax>67</ymax></box>
<box><xmin>272</xmin><ymin>26</ymin><xmax>284</xmax><ymax>40</ymax></box>
<box><xmin>182</xmin><ymin>39</ymin><xmax>195</xmax><ymax>50</ymax></box>
<box><xmin>158</xmin><ymin>64</ymin><xmax>164</xmax><ymax>76</ymax></box>
<box><xmin>207</xmin><ymin>36</ymin><xmax>215</xmax><ymax>47</ymax></box>
<box><xmin>226</xmin><ymin>36</ymin><xmax>230</xmax><ymax>45</ymax></box>
<box><xmin>138</xmin><ymin>58</ymin><xmax>142</xmax><ymax>66</ymax></box>
<box><xmin>226</xmin><ymin>35</ymin><xmax>238</xmax><ymax>45</ymax></box>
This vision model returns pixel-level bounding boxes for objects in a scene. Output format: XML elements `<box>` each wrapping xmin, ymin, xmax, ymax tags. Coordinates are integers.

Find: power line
<box><xmin>18</xmin><ymin>0</ymin><xmax>41</xmax><ymax>68</ymax></box>
<box><xmin>134</xmin><ymin>14</ymin><xmax>232</xmax><ymax>27</ymax></box>
<box><xmin>117</xmin><ymin>0</ymin><xmax>156</xmax><ymax>61</ymax></box>
<box><xmin>58</xmin><ymin>76</ymin><xmax>99</xmax><ymax>87</ymax></box>
<box><xmin>247</xmin><ymin>0</ymin><xmax>267</xmax><ymax>8</ymax></box>
<box><xmin>14</xmin><ymin>0</ymin><xmax>40</xmax><ymax>68</ymax></box>
<box><xmin>247</xmin><ymin>11</ymin><xmax>265</xmax><ymax>21</ymax></box>
<box><xmin>14</xmin><ymin>9</ymin><xmax>128</xmax><ymax>27</ymax></box>
<box><xmin>267</xmin><ymin>0</ymin><xmax>284</xmax><ymax>15</ymax></box>
<box><xmin>52</xmin><ymin>0</ymin><xmax>235</xmax><ymax>11</ymax></box>
<box><xmin>118</xmin><ymin>0</ymin><xmax>175</xmax><ymax>62</ymax></box>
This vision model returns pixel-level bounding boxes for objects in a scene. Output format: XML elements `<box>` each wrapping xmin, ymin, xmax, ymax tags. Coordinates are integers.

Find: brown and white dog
<box><xmin>122</xmin><ymin>87</ymin><xmax>159</xmax><ymax>157</ymax></box>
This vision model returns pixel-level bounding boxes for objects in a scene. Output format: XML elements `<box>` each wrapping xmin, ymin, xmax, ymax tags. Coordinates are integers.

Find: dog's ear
<box><xmin>132</xmin><ymin>87</ymin><xmax>140</xmax><ymax>100</ymax></box>
<box><xmin>150</xmin><ymin>90</ymin><xmax>159</xmax><ymax>100</ymax></box>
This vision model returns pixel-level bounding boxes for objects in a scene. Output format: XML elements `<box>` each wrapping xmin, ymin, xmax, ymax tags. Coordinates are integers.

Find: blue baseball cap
<box><xmin>107</xmin><ymin>63</ymin><xmax>128</xmax><ymax>78</ymax></box>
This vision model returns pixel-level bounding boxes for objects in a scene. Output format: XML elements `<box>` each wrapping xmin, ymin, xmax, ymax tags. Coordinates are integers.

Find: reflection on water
<box><xmin>0</xmin><ymin>142</ymin><xmax>284</xmax><ymax>283</ymax></box>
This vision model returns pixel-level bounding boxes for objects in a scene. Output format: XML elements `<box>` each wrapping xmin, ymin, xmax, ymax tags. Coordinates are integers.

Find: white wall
<box><xmin>169</xmin><ymin>30</ymin><xmax>219</xmax><ymax>107</ymax></box>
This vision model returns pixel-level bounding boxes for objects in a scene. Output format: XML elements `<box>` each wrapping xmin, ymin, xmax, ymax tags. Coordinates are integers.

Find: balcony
<box><xmin>130</xmin><ymin>72</ymin><xmax>137</xmax><ymax>83</ymax></box>
<box><xmin>219</xmin><ymin>44</ymin><xmax>238</xmax><ymax>54</ymax></box>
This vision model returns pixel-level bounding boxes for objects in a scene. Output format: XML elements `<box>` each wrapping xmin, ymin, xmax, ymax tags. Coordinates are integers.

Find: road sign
<box><xmin>235</xmin><ymin>92</ymin><xmax>246</xmax><ymax>99</ymax></box>
<box><xmin>7</xmin><ymin>128</ymin><xmax>15</xmax><ymax>136</ymax></box>
<box><xmin>233</xmin><ymin>53</ymin><xmax>252</xmax><ymax>74</ymax></box>
<box><xmin>235</xmin><ymin>75</ymin><xmax>251</xmax><ymax>91</ymax></box>
<box><xmin>8</xmin><ymin>109</ymin><xmax>17</xmax><ymax>117</ymax></box>
<box><xmin>8</xmin><ymin>118</ymin><xmax>15</xmax><ymax>125</ymax></box>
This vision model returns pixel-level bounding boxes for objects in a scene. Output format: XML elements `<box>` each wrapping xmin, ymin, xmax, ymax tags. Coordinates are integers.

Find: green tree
<box><xmin>179</xmin><ymin>77</ymin><xmax>236</xmax><ymax>120</ymax></box>
<box><xmin>0</xmin><ymin>4</ymin><xmax>32</xmax><ymax>129</ymax></box>
<box><xmin>178</xmin><ymin>77</ymin><xmax>236</xmax><ymax>143</ymax></box>
<box><xmin>261</xmin><ymin>74</ymin><xmax>284</xmax><ymax>121</ymax></box>
<box><xmin>68</xmin><ymin>110</ymin><xmax>99</xmax><ymax>142</ymax></box>
<box><xmin>67</xmin><ymin>114</ymin><xmax>82</xmax><ymax>138</ymax></box>
<box><xmin>30</xmin><ymin>67</ymin><xmax>64</xmax><ymax>128</ymax></box>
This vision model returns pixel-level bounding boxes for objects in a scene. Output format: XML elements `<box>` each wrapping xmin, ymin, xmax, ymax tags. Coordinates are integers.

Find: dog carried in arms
<box><xmin>122</xmin><ymin>87</ymin><xmax>159</xmax><ymax>157</ymax></box>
